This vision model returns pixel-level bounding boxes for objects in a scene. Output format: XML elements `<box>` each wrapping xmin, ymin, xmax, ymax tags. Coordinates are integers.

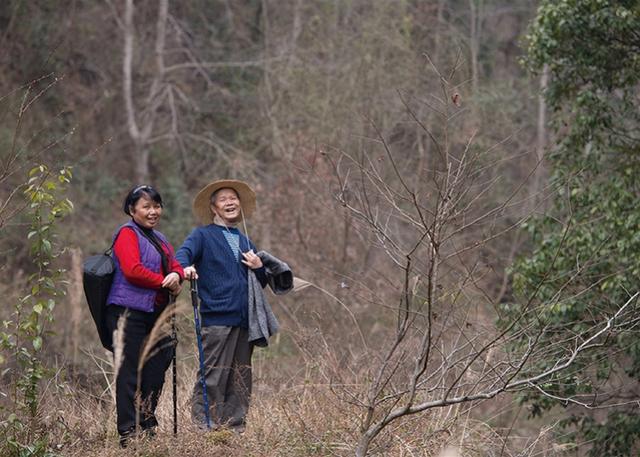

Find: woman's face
<box><xmin>130</xmin><ymin>194</ymin><xmax>162</xmax><ymax>229</ymax></box>
<box><xmin>211</xmin><ymin>188</ymin><xmax>241</xmax><ymax>225</ymax></box>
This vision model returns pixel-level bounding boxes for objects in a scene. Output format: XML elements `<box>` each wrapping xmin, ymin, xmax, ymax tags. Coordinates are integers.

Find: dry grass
<box><xmin>0</xmin><ymin>299</ymin><xmax>571</xmax><ymax>457</ymax></box>
<box><xmin>20</xmin><ymin>354</ymin><xmax>568</xmax><ymax>457</ymax></box>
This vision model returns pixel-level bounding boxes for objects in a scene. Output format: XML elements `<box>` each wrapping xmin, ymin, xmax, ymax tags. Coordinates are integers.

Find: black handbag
<box><xmin>82</xmin><ymin>242</ymin><xmax>117</xmax><ymax>351</ymax></box>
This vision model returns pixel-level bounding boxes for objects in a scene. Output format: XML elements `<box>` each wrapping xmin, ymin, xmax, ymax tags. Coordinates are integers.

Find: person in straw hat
<box><xmin>176</xmin><ymin>179</ymin><xmax>268</xmax><ymax>432</ymax></box>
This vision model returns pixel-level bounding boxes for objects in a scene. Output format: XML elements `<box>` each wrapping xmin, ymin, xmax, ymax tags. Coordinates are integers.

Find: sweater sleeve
<box><xmin>248</xmin><ymin>239</ymin><xmax>268</xmax><ymax>288</ymax></box>
<box><xmin>113</xmin><ymin>227</ymin><xmax>164</xmax><ymax>289</ymax></box>
<box><xmin>175</xmin><ymin>228</ymin><xmax>202</xmax><ymax>268</ymax></box>
<box><xmin>163</xmin><ymin>241</ymin><xmax>185</xmax><ymax>280</ymax></box>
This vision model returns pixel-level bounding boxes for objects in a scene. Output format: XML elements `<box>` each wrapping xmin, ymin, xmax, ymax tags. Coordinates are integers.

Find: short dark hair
<box><xmin>123</xmin><ymin>185</ymin><xmax>163</xmax><ymax>216</ymax></box>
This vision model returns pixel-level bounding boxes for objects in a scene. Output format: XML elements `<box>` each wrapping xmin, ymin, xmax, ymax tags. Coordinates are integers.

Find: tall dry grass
<box><xmin>26</xmin><ymin>311</ymin><xmax>572</xmax><ymax>457</ymax></box>
<box><xmin>21</xmin><ymin>274</ymin><xmax>573</xmax><ymax>456</ymax></box>
<box><xmin>29</xmin><ymin>372</ymin><xmax>570</xmax><ymax>457</ymax></box>
<box><xmin>1</xmin><ymin>261</ymin><xmax>572</xmax><ymax>457</ymax></box>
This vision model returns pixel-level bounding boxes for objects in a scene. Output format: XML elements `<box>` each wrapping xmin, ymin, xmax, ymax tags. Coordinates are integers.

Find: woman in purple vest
<box><xmin>105</xmin><ymin>185</ymin><xmax>184</xmax><ymax>446</ymax></box>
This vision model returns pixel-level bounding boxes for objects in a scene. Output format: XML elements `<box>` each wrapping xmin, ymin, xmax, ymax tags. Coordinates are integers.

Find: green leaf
<box><xmin>510</xmin><ymin>1</ymin><xmax>640</xmax><ymax>454</ymax></box>
<box><xmin>42</xmin><ymin>239</ymin><xmax>52</xmax><ymax>255</ymax></box>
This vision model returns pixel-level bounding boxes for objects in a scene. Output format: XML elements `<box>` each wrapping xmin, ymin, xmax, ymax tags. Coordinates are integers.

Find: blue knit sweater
<box><xmin>176</xmin><ymin>224</ymin><xmax>267</xmax><ymax>328</ymax></box>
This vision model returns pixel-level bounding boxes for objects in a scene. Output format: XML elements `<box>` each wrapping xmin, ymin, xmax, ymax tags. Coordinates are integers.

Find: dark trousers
<box><xmin>191</xmin><ymin>326</ymin><xmax>253</xmax><ymax>428</ymax></box>
<box><xmin>106</xmin><ymin>304</ymin><xmax>174</xmax><ymax>438</ymax></box>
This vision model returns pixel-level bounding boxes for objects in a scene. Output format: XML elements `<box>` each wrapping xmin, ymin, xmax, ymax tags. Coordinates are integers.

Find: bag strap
<box><xmin>104</xmin><ymin>230</ymin><xmax>123</xmax><ymax>256</ymax></box>
<box><xmin>108</xmin><ymin>224</ymin><xmax>169</xmax><ymax>275</ymax></box>
<box><xmin>137</xmin><ymin>228</ymin><xmax>169</xmax><ymax>276</ymax></box>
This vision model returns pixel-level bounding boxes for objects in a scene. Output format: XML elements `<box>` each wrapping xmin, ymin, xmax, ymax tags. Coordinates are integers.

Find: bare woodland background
<box><xmin>1</xmin><ymin>1</ymin><xmax>638</xmax><ymax>456</ymax></box>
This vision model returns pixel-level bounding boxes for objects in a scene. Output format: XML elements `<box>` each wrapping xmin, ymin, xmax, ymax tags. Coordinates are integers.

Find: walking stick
<box><xmin>190</xmin><ymin>279</ymin><xmax>211</xmax><ymax>429</ymax></box>
<box><xmin>171</xmin><ymin>295</ymin><xmax>178</xmax><ymax>436</ymax></box>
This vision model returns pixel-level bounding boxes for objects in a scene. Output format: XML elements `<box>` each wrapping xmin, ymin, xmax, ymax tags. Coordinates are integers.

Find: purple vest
<box><xmin>107</xmin><ymin>221</ymin><xmax>170</xmax><ymax>313</ymax></box>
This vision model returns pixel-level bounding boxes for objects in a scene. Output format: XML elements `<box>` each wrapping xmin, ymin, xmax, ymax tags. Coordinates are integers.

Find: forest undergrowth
<box><xmin>10</xmin><ymin>346</ymin><xmax>561</xmax><ymax>457</ymax></box>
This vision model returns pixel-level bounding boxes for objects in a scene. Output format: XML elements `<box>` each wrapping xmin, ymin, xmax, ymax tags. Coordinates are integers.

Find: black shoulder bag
<box><xmin>82</xmin><ymin>237</ymin><xmax>119</xmax><ymax>351</ymax></box>
<box><xmin>82</xmin><ymin>227</ymin><xmax>171</xmax><ymax>351</ymax></box>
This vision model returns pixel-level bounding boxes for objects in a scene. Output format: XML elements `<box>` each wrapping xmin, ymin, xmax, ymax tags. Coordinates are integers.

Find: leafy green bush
<box><xmin>0</xmin><ymin>165</ymin><xmax>73</xmax><ymax>457</ymax></box>
<box><xmin>506</xmin><ymin>1</ymin><xmax>640</xmax><ymax>454</ymax></box>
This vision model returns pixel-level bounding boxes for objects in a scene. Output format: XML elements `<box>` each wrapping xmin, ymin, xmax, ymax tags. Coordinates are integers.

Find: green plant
<box><xmin>505</xmin><ymin>1</ymin><xmax>640</xmax><ymax>455</ymax></box>
<box><xmin>0</xmin><ymin>164</ymin><xmax>73</xmax><ymax>457</ymax></box>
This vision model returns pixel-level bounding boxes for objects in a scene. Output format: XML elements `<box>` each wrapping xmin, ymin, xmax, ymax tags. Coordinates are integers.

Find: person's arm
<box><xmin>114</xmin><ymin>228</ymin><xmax>164</xmax><ymax>289</ymax></box>
<box><xmin>244</xmin><ymin>240</ymin><xmax>268</xmax><ymax>288</ymax></box>
<box><xmin>175</xmin><ymin>228</ymin><xmax>202</xmax><ymax>268</ymax></box>
<box><xmin>164</xmin><ymin>242</ymin><xmax>185</xmax><ymax>279</ymax></box>
<box><xmin>254</xmin><ymin>265</ymin><xmax>268</xmax><ymax>288</ymax></box>
<box><xmin>160</xmin><ymin>241</ymin><xmax>184</xmax><ymax>293</ymax></box>
<box><xmin>176</xmin><ymin>228</ymin><xmax>202</xmax><ymax>279</ymax></box>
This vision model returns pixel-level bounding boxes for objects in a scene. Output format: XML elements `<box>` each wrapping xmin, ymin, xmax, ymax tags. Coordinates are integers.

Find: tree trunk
<box><xmin>532</xmin><ymin>64</ymin><xmax>549</xmax><ymax>207</ymax></box>
<box><xmin>135</xmin><ymin>143</ymin><xmax>150</xmax><ymax>184</ymax></box>
<box><xmin>67</xmin><ymin>247</ymin><xmax>84</xmax><ymax>365</ymax></box>
<box><xmin>122</xmin><ymin>0</ymin><xmax>168</xmax><ymax>184</ymax></box>
<box><xmin>469</xmin><ymin>0</ymin><xmax>483</xmax><ymax>94</ymax></box>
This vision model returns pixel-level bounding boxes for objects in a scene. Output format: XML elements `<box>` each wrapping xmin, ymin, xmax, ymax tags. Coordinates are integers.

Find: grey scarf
<box><xmin>247</xmin><ymin>251</ymin><xmax>293</xmax><ymax>347</ymax></box>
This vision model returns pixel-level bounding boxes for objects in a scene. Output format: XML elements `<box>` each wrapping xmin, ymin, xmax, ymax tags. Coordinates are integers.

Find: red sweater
<box><xmin>113</xmin><ymin>227</ymin><xmax>184</xmax><ymax>304</ymax></box>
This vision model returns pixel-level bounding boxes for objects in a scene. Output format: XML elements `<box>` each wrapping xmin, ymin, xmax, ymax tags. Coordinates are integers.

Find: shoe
<box><xmin>230</xmin><ymin>424</ymin><xmax>246</xmax><ymax>434</ymax></box>
<box><xmin>119</xmin><ymin>426</ymin><xmax>156</xmax><ymax>447</ymax></box>
<box><xmin>142</xmin><ymin>426</ymin><xmax>157</xmax><ymax>439</ymax></box>
<box><xmin>119</xmin><ymin>432</ymin><xmax>132</xmax><ymax>448</ymax></box>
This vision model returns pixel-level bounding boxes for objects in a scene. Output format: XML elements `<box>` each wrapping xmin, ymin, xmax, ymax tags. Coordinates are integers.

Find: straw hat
<box><xmin>193</xmin><ymin>179</ymin><xmax>256</xmax><ymax>224</ymax></box>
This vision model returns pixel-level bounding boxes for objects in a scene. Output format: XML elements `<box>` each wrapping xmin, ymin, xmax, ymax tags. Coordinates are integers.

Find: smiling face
<box><xmin>210</xmin><ymin>187</ymin><xmax>242</xmax><ymax>225</ymax></box>
<box><xmin>130</xmin><ymin>194</ymin><xmax>163</xmax><ymax>229</ymax></box>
